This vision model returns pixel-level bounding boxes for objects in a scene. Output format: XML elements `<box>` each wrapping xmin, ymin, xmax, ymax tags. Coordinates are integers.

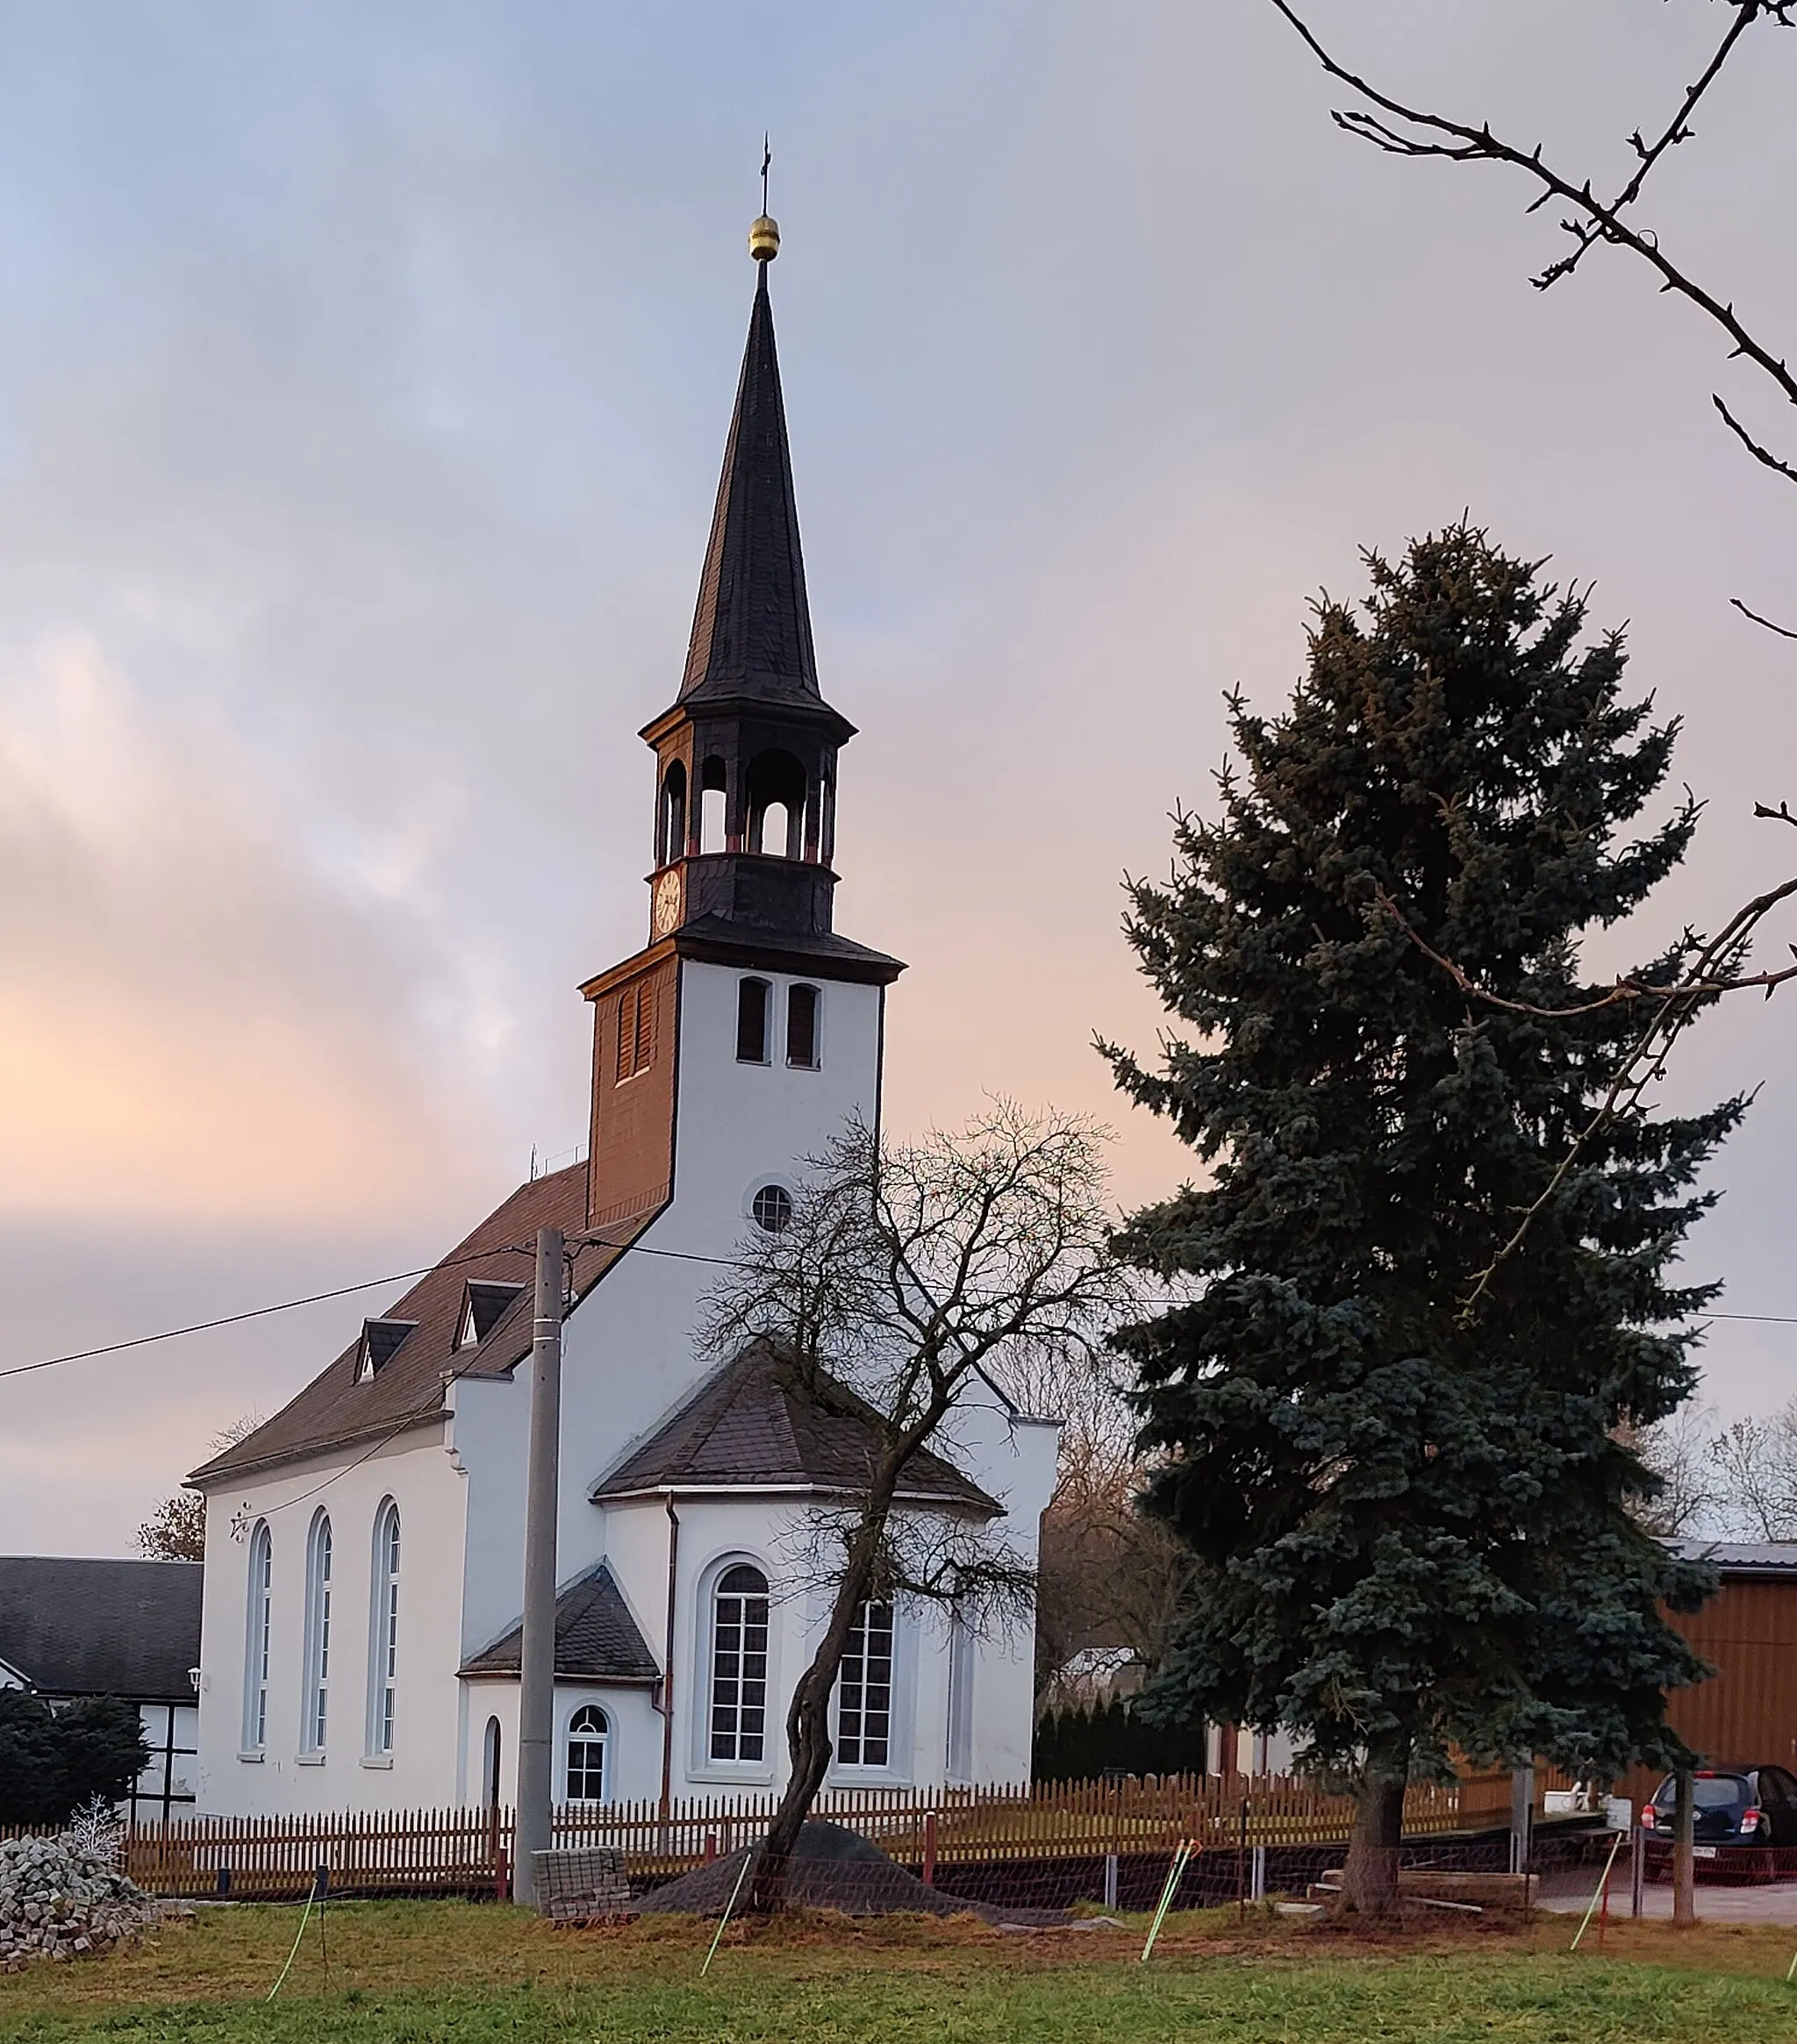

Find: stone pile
<box><xmin>0</xmin><ymin>1833</ymin><xmax>161</xmax><ymax>1972</ymax></box>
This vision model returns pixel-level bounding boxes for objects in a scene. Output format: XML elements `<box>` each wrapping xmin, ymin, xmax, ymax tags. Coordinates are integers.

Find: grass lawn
<box><xmin>3</xmin><ymin>1901</ymin><xmax>1796</xmax><ymax>2042</ymax></box>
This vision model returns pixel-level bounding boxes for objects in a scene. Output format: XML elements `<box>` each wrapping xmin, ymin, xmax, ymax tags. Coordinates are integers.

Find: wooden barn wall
<box><xmin>1614</xmin><ymin>1578</ymin><xmax>1797</xmax><ymax>1805</ymax></box>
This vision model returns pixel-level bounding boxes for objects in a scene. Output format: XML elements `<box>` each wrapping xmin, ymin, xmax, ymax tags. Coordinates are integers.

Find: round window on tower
<box><xmin>751</xmin><ymin>1183</ymin><xmax>794</xmax><ymax>1234</ymax></box>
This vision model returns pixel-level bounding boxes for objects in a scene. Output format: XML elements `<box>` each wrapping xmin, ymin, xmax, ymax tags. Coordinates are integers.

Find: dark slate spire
<box><xmin>679</xmin><ymin>254</ymin><xmax>821</xmax><ymax>706</ymax></box>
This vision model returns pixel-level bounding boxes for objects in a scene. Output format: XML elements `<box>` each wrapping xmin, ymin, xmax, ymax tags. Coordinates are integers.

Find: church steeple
<box><xmin>638</xmin><ymin>215</ymin><xmax>869</xmax><ymax>956</ymax></box>
<box><xmin>678</xmin><ymin>231</ymin><xmax>821</xmax><ymax>710</ymax></box>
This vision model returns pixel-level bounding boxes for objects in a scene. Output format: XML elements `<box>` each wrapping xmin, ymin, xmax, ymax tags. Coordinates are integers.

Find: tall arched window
<box><xmin>300</xmin><ymin>1511</ymin><xmax>333</xmax><ymax>1755</ymax></box>
<box><xmin>836</xmin><ymin>1599</ymin><xmax>894</xmax><ymax>1768</ymax></box>
<box><xmin>565</xmin><ymin>1705</ymin><xmax>610</xmax><ymax>1802</ymax></box>
<box><xmin>735</xmin><ymin>977</ymin><xmax>770</xmax><ymax>1063</ymax></box>
<box><xmin>785</xmin><ymin>983</ymin><xmax>820</xmax><ymax>1069</ymax></box>
<box><xmin>367</xmin><ymin>1500</ymin><xmax>401</xmax><ymax>1755</ymax></box>
<box><xmin>242</xmin><ymin>1522</ymin><xmax>272</xmax><ymax>1754</ymax></box>
<box><xmin>708</xmin><ymin>1563</ymin><xmax>770</xmax><ymax>1763</ymax></box>
<box><xmin>483</xmin><ymin>1716</ymin><xmax>503</xmax><ymax>1809</ymax></box>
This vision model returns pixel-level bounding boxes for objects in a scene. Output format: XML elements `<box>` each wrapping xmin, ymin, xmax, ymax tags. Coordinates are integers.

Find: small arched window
<box><xmin>242</xmin><ymin>1522</ymin><xmax>273</xmax><ymax>1754</ymax></box>
<box><xmin>368</xmin><ymin>1500</ymin><xmax>401</xmax><ymax>1755</ymax></box>
<box><xmin>709</xmin><ymin>1563</ymin><xmax>770</xmax><ymax>1763</ymax></box>
<box><xmin>751</xmin><ymin>1183</ymin><xmax>793</xmax><ymax>1234</ymax></box>
<box><xmin>736</xmin><ymin>977</ymin><xmax>770</xmax><ymax>1063</ymax></box>
<box><xmin>786</xmin><ymin>984</ymin><xmax>820</xmax><ymax>1069</ymax></box>
<box><xmin>565</xmin><ymin>1705</ymin><xmax>610</xmax><ymax>1802</ymax></box>
<box><xmin>300</xmin><ymin>1511</ymin><xmax>333</xmax><ymax>1754</ymax></box>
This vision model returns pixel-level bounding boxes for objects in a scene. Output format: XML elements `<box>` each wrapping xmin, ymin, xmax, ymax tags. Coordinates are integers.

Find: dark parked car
<box><xmin>1640</xmin><ymin>1767</ymin><xmax>1797</xmax><ymax>1858</ymax></box>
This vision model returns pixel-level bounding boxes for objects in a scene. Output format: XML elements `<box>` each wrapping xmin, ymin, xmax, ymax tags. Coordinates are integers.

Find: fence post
<box><xmin>1629</xmin><ymin>1815</ymin><xmax>1644</xmax><ymax>1919</ymax></box>
<box><xmin>921</xmin><ymin>1812</ymin><xmax>937</xmax><ymax>1890</ymax></box>
<box><xmin>1250</xmin><ymin>1844</ymin><xmax>1266</xmax><ymax>1905</ymax></box>
<box><xmin>1236</xmin><ymin>1796</ymin><xmax>1249</xmax><ymax>1924</ymax></box>
<box><xmin>1509</xmin><ymin>1765</ymin><xmax>1535</xmax><ymax>1877</ymax></box>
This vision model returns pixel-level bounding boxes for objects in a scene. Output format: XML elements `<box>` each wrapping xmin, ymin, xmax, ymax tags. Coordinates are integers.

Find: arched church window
<box><xmin>836</xmin><ymin>1599</ymin><xmax>894</xmax><ymax>1768</ymax></box>
<box><xmin>657</xmin><ymin>761</ymin><xmax>687</xmax><ymax>868</ymax></box>
<box><xmin>565</xmin><ymin>1705</ymin><xmax>610</xmax><ymax>1802</ymax></box>
<box><xmin>367</xmin><ymin>1500</ymin><xmax>401</xmax><ymax>1755</ymax></box>
<box><xmin>242</xmin><ymin>1521</ymin><xmax>272</xmax><ymax>1754</ymax></box>
<box><xmin>483</xmin><ymin>1715</ymin><xmax>502</xmax><ymax>1810</ymax></box>
<box><xmin>698</xmin><ymin>757</ymin><xmax>728</xmax><ymax>854</ymax></box>
<box><xmin>708</xmin><ymin>1563</ymin><xmax>770</xmax><ymax>1762</ymax></box>
<box><xmin>785</xmin><ymin>984</ymin><xmax>820</xmax><ymax>1069</ymax></box>
<box><xmin>736</xmin><ymin>978</ymin><xmax>770</xmax><ymax>1063</ymax></box>
<box><xmin>300</xmin><ymin>1510</ymin><xmax>332</xmax><ymax>1755</ymax></box>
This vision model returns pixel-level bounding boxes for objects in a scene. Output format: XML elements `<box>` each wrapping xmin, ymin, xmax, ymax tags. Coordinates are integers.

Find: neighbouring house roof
<box><xmin>1665</xmin><ymin>1539</ymin><xmax>1797</xmax><ymax>1577</ymax></box>
<box><xmin>0</xmin><ymin>1557</ymin><xmax>202</xmax><ymax>1704</ymax></box>
<box><xmin>190</xmin><ymin>1163</ymin><xmax>658</xmax><ymax>1487</ymax></box>
<box><xmin>590</xmin><ymin>1340</ymin><xmax>1002</xmax><ymax>1515</ymax></box>
<box><xmin>459</xmin><ymin>1563</ymin><xmax>661</xmax><ymax>1684</ymax></box>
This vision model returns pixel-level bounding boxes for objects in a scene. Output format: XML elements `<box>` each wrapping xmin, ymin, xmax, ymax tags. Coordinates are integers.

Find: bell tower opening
<box><xmin>656</xmin><ymin>760</ymin><xmax>687</xmax><ymax>870</ymax></box>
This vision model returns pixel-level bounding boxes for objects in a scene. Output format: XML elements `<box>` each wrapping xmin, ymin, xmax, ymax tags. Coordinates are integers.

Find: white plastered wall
<box><xmin>192</xmin><ymin>1426</ymin><xmax>469</xmax><ymax>1816</ymax></box>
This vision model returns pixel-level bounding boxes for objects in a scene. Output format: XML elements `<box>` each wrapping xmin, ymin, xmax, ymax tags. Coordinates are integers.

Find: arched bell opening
<box><xmin>745</xmin><ymin>748</ymin><xmax>807</xmax><ymax>859</ymax></box>
<box><xmin>698</xmin><ymin>755</ymin><xmax>729</xmax><ymax>854</ymax></box>
<box><xmin>656</xmin><ymin>759</ymin><xmax>687</xmax><ymax>870</ymax></box>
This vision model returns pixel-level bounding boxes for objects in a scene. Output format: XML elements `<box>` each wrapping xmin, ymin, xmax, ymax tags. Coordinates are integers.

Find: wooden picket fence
<box><xmin>0</xmin><ymin>1770</ymin><xmax>1538</xmax><ymax>1900</ymax></box>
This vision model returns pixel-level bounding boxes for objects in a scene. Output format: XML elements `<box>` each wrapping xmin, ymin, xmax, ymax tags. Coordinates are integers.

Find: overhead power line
<box><xmin>3</xmin><ymin>1234</ymin><xmax>1791</xmax><ymax>1391</ymax></box>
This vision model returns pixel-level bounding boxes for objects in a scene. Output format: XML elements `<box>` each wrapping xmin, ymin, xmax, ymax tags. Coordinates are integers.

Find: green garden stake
<box><xmin>1569</xmin><ymin>1832</ymin><xmax>1624</xmax><ymax>1953</ymax></box>
<box><xmin>701</xmin><ymin>1850</ymin><xmax>755</xmax><ymax>1976</ymax></box>
<box><xmin>1141</xmin><ymin>1839</ymin><xmax>1192</xmax><ymax>1962</ymax></box>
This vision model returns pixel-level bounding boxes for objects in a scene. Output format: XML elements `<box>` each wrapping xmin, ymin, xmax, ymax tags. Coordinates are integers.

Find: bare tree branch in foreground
<box><xmin>1268</xmin><ymin>0</ymin><xmax>1797</xmax><ymax>636</ymax></box>
<box><xmin>698</xmin><ymin>1101</ymin><xmax>1126</xmax><ymax>1911</ymax></box>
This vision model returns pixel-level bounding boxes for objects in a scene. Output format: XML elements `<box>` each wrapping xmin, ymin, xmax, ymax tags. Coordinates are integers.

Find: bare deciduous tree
<box><xmin>1708</xmin><ymin>1404</ymin><xmax>1797</xmax><ymax>1540</ymax></box>
<box><xmin>135</xmin><ymin>1414</ymin><xmax>262</xmax><ymax>1561</ymax></box>
<box><xmin>1003</xmin><ymin>1345</ymin><xmax>1196</xmax><ymax>1703</ymax></box>
<box><xmin>1270</xmin><ymin>0</ymin><xmax>1796</xmax><ymax>635</ymax></box>
<box><xmin>699</xmin><ymin>1101</ymin><xmax>1125</xmax><ymax>1909</ymax></box>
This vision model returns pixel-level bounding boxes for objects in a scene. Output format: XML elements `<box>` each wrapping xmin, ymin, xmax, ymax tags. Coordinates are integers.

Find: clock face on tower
<box><xmin>651</xmin><ymin>866</ymin><xmax>684</xmax><ymax>940</ymax></box>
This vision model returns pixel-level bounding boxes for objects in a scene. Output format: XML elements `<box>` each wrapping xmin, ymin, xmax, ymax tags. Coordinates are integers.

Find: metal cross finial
<box><xmin>762</xmin><ymin>135</ymin><xmax>771</xmax><ymax>215</ymax></box>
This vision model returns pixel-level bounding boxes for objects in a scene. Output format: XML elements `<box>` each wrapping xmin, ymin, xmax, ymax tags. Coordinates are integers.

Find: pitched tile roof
<box><xmin>591</xmin><ymin>1340</ymin><xmax>1001</xmax><ymax>1514</ymax></box>
<box><xmin>190</xmin><ymin>1164</ymin><xmax>658</xmax><ymax>1486</ymax></box>
<box><xmin>0</xmin><ymin>1557</ymin><xmax>202</xmax><ymax>1704</ymax></box>
<box><xmin>459</xmin><ymin>1562</ymin><xmax>660</xmax><ymax>1683</ymax></box>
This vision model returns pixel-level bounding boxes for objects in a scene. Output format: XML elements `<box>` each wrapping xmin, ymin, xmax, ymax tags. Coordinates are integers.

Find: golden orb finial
<box><xmin>748</xmin><ymin>214</ymin><xmax>780</xmax><ymax>262</ymax></box>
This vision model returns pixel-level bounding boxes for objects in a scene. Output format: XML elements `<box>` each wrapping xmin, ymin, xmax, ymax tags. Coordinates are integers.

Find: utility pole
<box><xmin>513</xmin><ymin>1225</ymin><xmax>564</xmax><ymax>1909</ymax></box>
<box><xmin>1672</xmin><ymin>1767</ymin><xmax>1695</xmax><ymax>1928</ymax></box>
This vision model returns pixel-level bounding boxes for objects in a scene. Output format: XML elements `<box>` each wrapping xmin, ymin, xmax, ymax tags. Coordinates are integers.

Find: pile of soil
<box><xmin>635</xmin><ymin>1819</ymin><xmax>1067</xmax><ymax>1926</ymax></box>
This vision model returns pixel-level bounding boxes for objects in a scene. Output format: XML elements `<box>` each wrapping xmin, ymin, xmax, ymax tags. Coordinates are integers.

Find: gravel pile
<box><xmin>0</xmin><ymin>1834</ymin><xmax>162</xmax><ymax>1972</ymax></box>
<box><xmin>636</xmin><ymin>1819</ymin><xmax>1067</xmax><ymax>1926</ymax></box>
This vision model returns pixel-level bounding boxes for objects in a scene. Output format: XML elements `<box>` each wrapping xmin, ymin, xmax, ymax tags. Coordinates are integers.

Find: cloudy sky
<box><xmin>1</xmin><ymin>1</ymin><xmax>1793</xmax><ymax>1554</ymax></box>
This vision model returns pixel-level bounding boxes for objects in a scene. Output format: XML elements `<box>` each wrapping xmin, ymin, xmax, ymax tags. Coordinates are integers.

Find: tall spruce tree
<box><xmin>1107</xmin><ymin>525</ymin><xmax>1737</xmax><ymax>1913</ymax></box>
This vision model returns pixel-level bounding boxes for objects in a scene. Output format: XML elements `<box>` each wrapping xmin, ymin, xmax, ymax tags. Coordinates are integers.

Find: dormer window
<box><xmin>456</xmin><ymin>1281</ymin><xmax>526</xmax><ymax>1351</ymax></box>
<box><xmin>355</xmin><ymin>1319</ymin><xmax>419</xmax><ymax>1383</ymax></box>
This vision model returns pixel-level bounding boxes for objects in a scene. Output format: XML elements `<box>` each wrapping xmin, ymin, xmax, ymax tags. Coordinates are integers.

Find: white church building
<box><xmin>188</xmin><ymin>218</ymin><xmax>1060</xmax><ymax>1819</ymax></box>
